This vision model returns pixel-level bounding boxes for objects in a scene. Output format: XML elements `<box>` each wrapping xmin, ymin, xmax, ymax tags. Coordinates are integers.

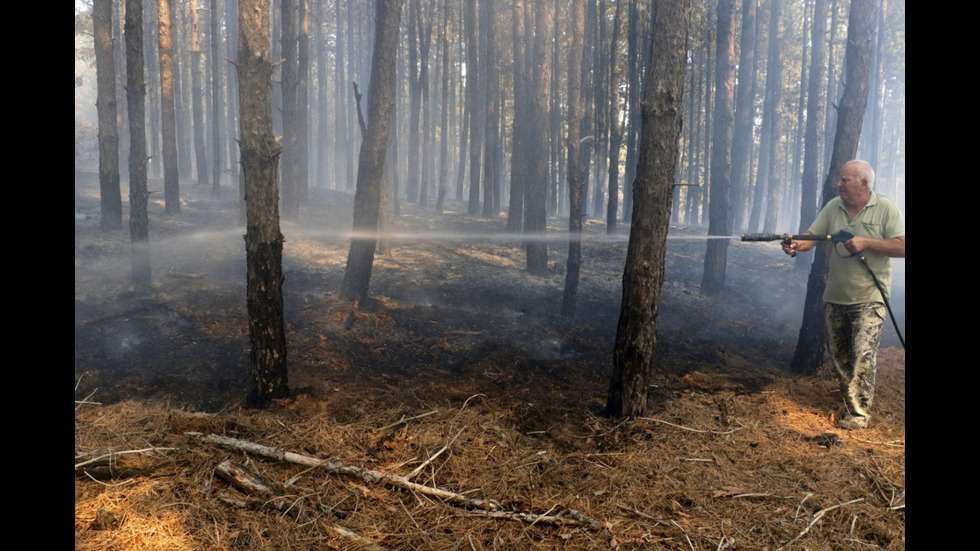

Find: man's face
<box><xmin>837</xmin><ymin>164</ymin><xmax>869</xmax><ymax>208</ymax></box>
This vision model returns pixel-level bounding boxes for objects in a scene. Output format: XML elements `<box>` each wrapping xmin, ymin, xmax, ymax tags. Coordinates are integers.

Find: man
<box><xmin>783</xmin><ymin>160</ymin><xmax>905</xmax><ymax>429</ymax></box>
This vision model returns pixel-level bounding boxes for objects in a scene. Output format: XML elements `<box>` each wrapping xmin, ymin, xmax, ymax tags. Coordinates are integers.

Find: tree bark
<box><xmin>607</xmin><ymin>0</ymin><xmax>690</xmax><ymax>418</ymax></box>
<box><xmin>481</xmin><ymin>0</ymin><xmax>499</xmax><ymax>218</ymax></box>
<box><xmin>730</xmin><ymin>0</ymin><xmax>758</xmax><ymax>232</ymax></box>
<box><xmin>701</xmin><ymin>0</ymin><xmax>736</xmax><ymax>297</ymax></box>
<box><xmin>791</xmin><ymin>0</ymin><xmax>877</xmax><ymax>374</ymax></box>
<box><xmin>297</xmin><ymin>0</ymin><xmax>310</xmax><ymax>202</ymax></box>
<box><xmin>280</xmin><ymin>0</ymin><xmax>299</xmax><ymax>218</ymax></box>
<box><xmin>465</xmin><ymin>0</ymin><xmax>484</xmax><ymax>215</ymax></box>
<box><xmin>159</xmin><ymin>0</ymin><xmax>181</xmax><ymax>213</ymax></box>
<box><xmin>94</xmin><ymin>0</ymin><xmax>123</xmax><ymax>231</ymax></box>
<box><xmin>435</xmin><ymin>0</ymin><xmax>451</xmax><ymax>213</ymax></box>
<box><xmin>126</xmin><ymin>0</ymin><xmax>151</xmax><ymax>288</ymax></box>
<box><xmin>605</xmin><ymin>0</ymin><xmax>625</xmax><ymax>233</ymax></box>
<box><xmin>505</xmin><ymin>0</ymin><xmax>528</xmax><ymax>231</ymax></box>
<box><xmin>523</xmin><ymin>0</ymin><xmax>553</xmax><ymax>276</ymax></box>
<box><xmin>239</xmin><ymin>0</ymin><xmax>289</xmax><ymax>406</ymax></box>
<box><xmin>340</xmin><ymin>0</ymin><xmax>404</xmax><ymax>302</ymax></box>
<box><xmin>797</xmin><ymin>0</ymin><xmax>828</xmax><ymax>248</ymax></box>
<box><xmin>190</xmin><ymin>0</ymin><xmax>210</xmax><ymax>188</ymax></box>
<box><xmin>210</xmin><ymin>0</ymin><xmax>224</xmax><ymax>197</ymax></box>
<box><xmin>560</xmin><ymin>0</ymin><xmax>586</xmax><ymax>318</ymax></box>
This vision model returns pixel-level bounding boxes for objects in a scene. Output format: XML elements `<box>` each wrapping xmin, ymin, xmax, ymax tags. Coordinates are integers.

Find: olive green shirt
<box><xmin>808</xmin><ymin>192</ymin><xmax>905</xmax><ymax>305</ymax></box>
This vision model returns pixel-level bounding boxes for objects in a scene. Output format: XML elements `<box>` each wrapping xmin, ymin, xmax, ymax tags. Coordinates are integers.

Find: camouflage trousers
<box><xmin>825</xmin><ymin>302</ymin><xmax>886</xmax><ymax>424</ymax></box>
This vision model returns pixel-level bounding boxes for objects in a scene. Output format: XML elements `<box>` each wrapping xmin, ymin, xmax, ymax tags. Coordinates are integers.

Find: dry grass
<box><xmin>76</xmin><ymin>360</ymin><xmax>905</xmax><ymax>550</ymax></box>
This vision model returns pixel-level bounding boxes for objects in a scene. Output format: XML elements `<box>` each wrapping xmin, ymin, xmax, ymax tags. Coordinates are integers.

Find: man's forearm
<box><xmin>850</xmin><ymin>235</ymin><xmax>905</xmax><ymax>258</ymax></box>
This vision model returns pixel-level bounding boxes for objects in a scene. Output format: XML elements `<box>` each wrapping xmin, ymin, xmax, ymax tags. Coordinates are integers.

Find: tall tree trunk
<box><xmin>226</xmin><ymin>0</ymin><xmax>241</xmax><ymax>193</ymax></box>
<box><xmin>190</xmin><ymin>0</ymin><xmax>210</xmax><ymax>188</ymax></box>
<box><xmin>334</xmin><ymin>0</ymin><xmax>349</xmax><ymax>190</ymax></box>
<box><xmin>760</xmin><ymin>0</ymin><xmax>784</xmax><ymax>233</ymax></box>
<box><xmin>465</xmin><ymin>0</ymin><xmax>484</xmax><ymax>215</ymax></box>
<box><xmin>481</xmin><ymin>0</ymin><xmax>499</xmax><ymax>217</ymax></box>
<box><xmin>315</xmin><ymin>0</ymin><xmax>329</xmax><ymax>189</ymax></box>
<box><xmin>145</xmin><ymin>1</ymin><xmax>162</xmax><ymax>181</ymax></box>
<box><xmin>730</xmin><ymin>0</ymin><xmax>758</xmax><ymax>232</ymax></box>
<box><xmin>561</xmin><ymin>0</ymin><xmax>586</xmax><ymax>318</ymax></box>
<box><xmin>436</xmin><ymin>0</ymin><xmax>451</xmax><ymax>213</ymax></box>
<box><xmin>94</xmin><ymin>0</ymin><xmax>123</xmax><ymax>230</ymax></box>
<box><xmin>341</xmin><ymin>0</ymin><xmax>404</xmax><ymax>302</ymax></box>
<box><xmin>605</xmin><ymin>0</ymin><xmax>625</xmax><ymax>233</ymax></box>
<box><xmin>506</xmin><ymin>0</ymin><xmax>527</xmax><ymax>231</ymax></box>
<box><xmin>701</xmin><ymin>0</ymin><xmax>736</xmax><ymax>296</ymax></box>
<box><xmin>126</xmin><ymin>0</ymin><xmax>151</xmax><ymax>288</ymax></box>
<box><xmin>524</xmin><ymin>0</ymin><xmax>553</xmax><ymax>276</ymax></box>
<box><xmin>297</xmin><ymin>0</ymin><xmax>310</xmax><ymax>202</ymax></box>
<box><xmin>607</xmin><ymin>0</ymin><xmax>690</xmax><ymax>418</ymax></box>
<box><xmin>210</xmin><ymin>0</ymin><xmax>224</xmax><ymax>197</ymax></box>
<box><xmin>280</xmin><ymin>0</ymin><xmax>299</xmax><ymax>218</ymax></box>
<box><xmin>621</xmin><ymin>0</ymin><xmax>643</xmax><ymax>224</ymax></box>
<box><xmin>796</xmin><ymin>0</ymin><xmax>828</xmax><ymax>270</ymax></box>
<box><xmin>159</xmin><ymin>0</ymin><xmax>180</xmax><ymax>213</ymax></box>
<box><xmin>791</xmin><ymin>0</ymin><xmax>876</xmax><ymax>374</ymax></box>
<box><xmin>239</xmin><ymin>0</ymin><xmax>289</xmax><ymax>407</ymax></box>
<box><xmin>419</xmin><ymin>5</ymin><xmax>434</xmax><ymax>208</ymax></box>
<box><xmin>822</xmin><ymin>0</ymin><xmax>841</xmax><ymax>168</ymax></box>
<box><xmin>405</xmin><ymin>0</ymin><xmax>422</xmax><ymax>203</ymax></box>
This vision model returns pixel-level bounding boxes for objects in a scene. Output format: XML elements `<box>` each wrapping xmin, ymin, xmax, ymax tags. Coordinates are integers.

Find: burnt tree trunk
<box><xmin>561</xmin><ymin>0</ymin><xmax>586</xmax><ymax>318</ymax></box>
<box><xmin>791</xmin><ymin>0</ymin><xmax>876</xmax><ymax>374</ymax></box>
<box><xmin>701</xmin><ymin>0</ymin><xmax>736</xmax><ymax>296</ymax></box>
<box><xmin>607</xmin><ymin>0</ymin><xmax>690</xmax><ymax>418</ymax></box>
<box><xmin>94</xmin><ymin>0</ymin><xmax>123</xmax><ymax>231</ymax></box>
<box><xmin>239</xmin><ymin>0</ymin><xmax>289</xmax><ymax>406</ymax></box>
<box><xmin>340</xmin><ymin>0</ymin><xmax>404</xmax><ymax>302</ymax></box>
<box><xmin>126</xmin><ymin>0</ymin><xmax>151</xmax><ymax>288</ymax></box>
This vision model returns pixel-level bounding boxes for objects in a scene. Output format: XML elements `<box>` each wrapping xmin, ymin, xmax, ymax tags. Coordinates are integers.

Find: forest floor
<box><xmin>75</xmin><ymin>172</ymin><xmax>905</xmax><ymax>550</ymax></box>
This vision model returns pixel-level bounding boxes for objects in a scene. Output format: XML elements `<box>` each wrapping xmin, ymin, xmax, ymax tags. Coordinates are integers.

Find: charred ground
<box><xmin>75</xmin><ymin>174</ymin><xmax>905</xmax><ymax>550</ymax></box>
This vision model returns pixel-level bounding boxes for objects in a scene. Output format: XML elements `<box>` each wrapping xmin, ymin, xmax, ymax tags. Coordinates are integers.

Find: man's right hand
<box><xmin>781</xmin><ymin>240</ymin><xmax>799</xmax><ymax>256</ymax></box>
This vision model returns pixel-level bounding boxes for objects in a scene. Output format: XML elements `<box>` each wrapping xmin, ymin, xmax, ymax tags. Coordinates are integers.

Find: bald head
<box><xmin>843</xmin><ymin>160</ymin><xmax>875</xmax><ymax>190</ymax></box>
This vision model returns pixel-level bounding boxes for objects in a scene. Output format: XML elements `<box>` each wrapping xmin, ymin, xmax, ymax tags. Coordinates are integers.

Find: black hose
<box><xmin>857</xmin><ymin>254</ymin><xmax>906</xmax><ymax>349</ymax></box>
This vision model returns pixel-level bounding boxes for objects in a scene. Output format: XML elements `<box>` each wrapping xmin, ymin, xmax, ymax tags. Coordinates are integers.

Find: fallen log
<box><xmin>188</xmin><ymin>432</ymin><xmax>601</xmax><ymax>530</ymax></box>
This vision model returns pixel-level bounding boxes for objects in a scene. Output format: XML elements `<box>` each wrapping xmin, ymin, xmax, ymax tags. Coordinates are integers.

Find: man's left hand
<box><xmin>843</xmin><ymin>236</ymin><xmax>869</xmax><ymax>254</ymax></box>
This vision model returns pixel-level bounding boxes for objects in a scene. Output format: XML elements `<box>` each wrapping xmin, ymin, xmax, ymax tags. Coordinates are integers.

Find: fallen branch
<box><xmin>639</xmin><ymin>417</ymin><xmax>743</xmax><ymax>436</ymax></box>
<box><xmin>406</xmin><ymin>427</ymin><xmax>464</xmax><ymax>481</ymax></box>
<box><xmin>462</xmin><ymin>506</ymin><xmax>599</xmax><ymax>528</ymax></box>
<box><xmin>847</xmin><ymin>435</ymin><xmax>905</xmax><ymax>448</ymax></box>
<box><xmin>188</xmin><ymin>432</ymin><xmax>601</xmax><ymax>530</ymax></box>
<box><xmin>775</xmin><ymin>498</ymin><xmax>864</xmax><ymax>551</ymax></box>
<box><xmin>215</xmin><ymin>460</ymin><xmax>282</xmax><ymax>498</ymax></box>
<box><xmin>75</xmin><ymin>446</ymin><xmax>178</xmax><ymax>470</ymax></box>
